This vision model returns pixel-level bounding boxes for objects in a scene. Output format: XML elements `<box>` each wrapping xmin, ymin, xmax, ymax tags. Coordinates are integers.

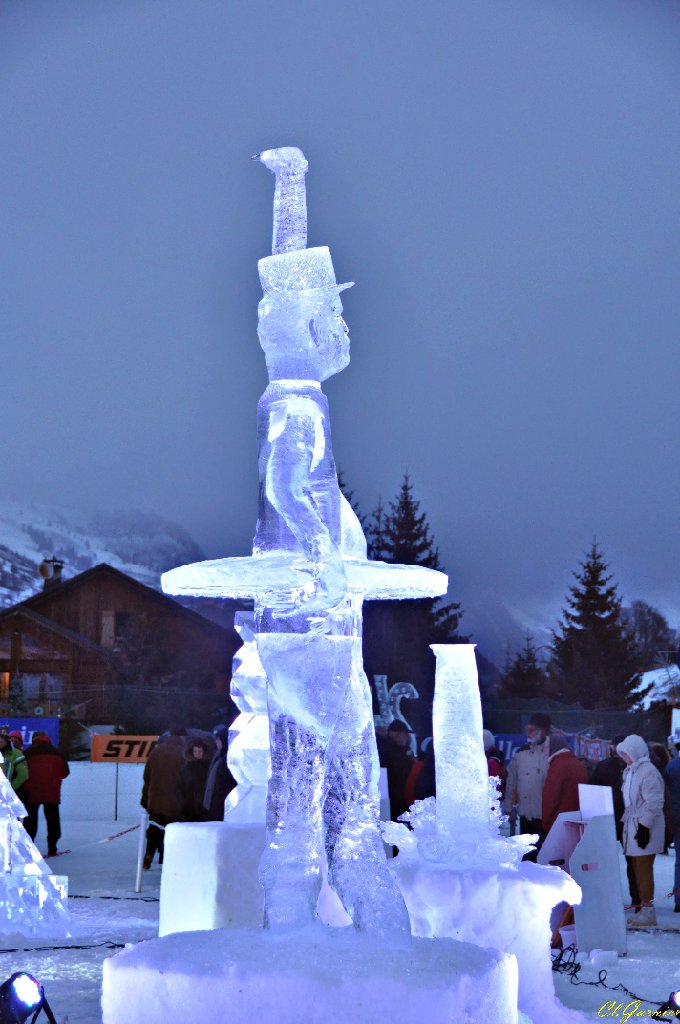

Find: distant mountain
<box><xmin>0</xmin><ymin>500</ymin><xmax>205</xmax><ymax>606</ymax></box>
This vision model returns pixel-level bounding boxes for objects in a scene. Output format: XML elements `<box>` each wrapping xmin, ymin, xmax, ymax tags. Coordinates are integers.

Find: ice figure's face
<box><xmin>258</xmin><ymin>288</ymin><xmax>350</xmax><ymax>382</ymax></box>
<box><xmin>310</xmin><ymin>294</ymin><xmax>350</xmax><ymax>379</ymax></box>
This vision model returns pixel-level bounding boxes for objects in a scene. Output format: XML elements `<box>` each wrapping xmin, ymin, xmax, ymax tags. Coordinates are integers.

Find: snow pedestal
<box><xmin>392</xmin><ymin>859</ymin><xmax>583</xmax><ymax>1023</ymax></box>
<box><xmin>159</xmin><ymin>822</ymin><xmax>264</xmax><ymax>935</ymax></box>
<box><xmin>102</xmin><ymin>926</ymin><xmax>519</xmax><ymax>1024</ymax></box>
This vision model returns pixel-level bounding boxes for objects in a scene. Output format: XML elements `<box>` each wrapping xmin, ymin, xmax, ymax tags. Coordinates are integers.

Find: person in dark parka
<box><xmin>22</xmin><ymin>730</ymin><xmax>70</xmax><ymax>857</ymax></box>
<box><xmin>141</xmin><ymin>726</ymin><xmax>186</xmax><ymax>868</ymax></box>
<box><xmin>664</xmin><ymin>750</ymin><xmax>680</xmax><ymax>912</ymax></box>
<box><xmin>177</xmin><ymin>736</ymin><xmax>212</xmax><ymax>821</ymax></box>
<box><xmin>203</xmin><ymin>724</ymin><xmax>237</xmax><ymax>821</ymax></box>
<box><xmin>381</xmin><ymin>720</ymin><xmax>415</xmax><ymax>822</ymax></box>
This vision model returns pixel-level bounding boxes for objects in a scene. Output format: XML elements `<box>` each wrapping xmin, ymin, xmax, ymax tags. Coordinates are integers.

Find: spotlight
<box><xmin>655</xmin><ymin>992</ymin><xmax>680</xmax><ymax>1018</ymax></box>
<box><xmin>0</xmin><ymin>973</ymin><xmax>57</xmax><ymax>1024</ymax></box>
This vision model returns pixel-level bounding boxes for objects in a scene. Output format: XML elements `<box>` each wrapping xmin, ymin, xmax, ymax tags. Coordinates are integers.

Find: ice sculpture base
<box><xmin>159</xmin><ymin>822</ymin><xmax>264</xmax><ymax>936</ymax></box>
<box><xmin>159</xmin><ymin>821</ymin><xmax>366</xmax><ymax>935</ymax></box>
<box><xmin>102</xmin><ymin>926</ymin><xmax>519</xmax><ymax>1024</ymax></box>
<box><xmin>161</xmin><ymin>553</ymin><xmax>447</xmax><ymax>601</ymax></box>
<box><xmin>392</xmin><ymin>860</ymin><xmax>585</xmax><ymax>1024</ymax></box>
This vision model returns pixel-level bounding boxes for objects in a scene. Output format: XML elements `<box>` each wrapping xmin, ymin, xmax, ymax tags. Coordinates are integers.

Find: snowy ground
<box><xmin>2</xmin><ymin>763</ymin><xmax>679</xmax><ymax>1023</ymax></box>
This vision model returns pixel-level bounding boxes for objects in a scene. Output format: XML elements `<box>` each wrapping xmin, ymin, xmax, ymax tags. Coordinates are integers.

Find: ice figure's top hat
<box><xmin>258</xmin><ymin>246</ymin><xmax>353</xmax><ymax>295</ymax></box>
<box><xmin>254</xmin><ymin>145</ymin><xmax>353</xmax><ymax>296</ymax></box>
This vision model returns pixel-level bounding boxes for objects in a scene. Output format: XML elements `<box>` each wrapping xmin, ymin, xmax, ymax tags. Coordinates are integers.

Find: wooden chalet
<box><xmin>0</xmin><ymin>563</ymin><xmax>239</xmax><ymax>723</ymax></box>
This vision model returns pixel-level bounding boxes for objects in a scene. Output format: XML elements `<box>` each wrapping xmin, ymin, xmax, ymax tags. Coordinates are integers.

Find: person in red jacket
<box><xmin>22</xmin><ymin>730</ymin><xmax>70</xmax><ymax>857</ymax></box>
<box><xmin>542</xmin><ymin>734</ymin><xmax>588</xmax><ymax>834</ymax></box>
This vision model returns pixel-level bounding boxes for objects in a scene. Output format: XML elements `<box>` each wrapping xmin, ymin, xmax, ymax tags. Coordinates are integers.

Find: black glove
<box><xmin>635</xmin><ymin>823</ymin><xmax>650</xmax><ymax>849</ymax></box>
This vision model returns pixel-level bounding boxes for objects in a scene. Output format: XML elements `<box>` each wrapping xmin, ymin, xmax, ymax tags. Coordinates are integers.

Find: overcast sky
<box><xmin>1</xmin><ymin>0</ymin><xmax>679</xmax><ymax>661</ymax></box>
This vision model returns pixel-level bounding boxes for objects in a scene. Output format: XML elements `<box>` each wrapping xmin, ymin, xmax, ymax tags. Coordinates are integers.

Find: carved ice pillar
<box><xmin>430</xmin><ymin>644</ymin><xmax>489</xmax><ymax>833</ymax></box>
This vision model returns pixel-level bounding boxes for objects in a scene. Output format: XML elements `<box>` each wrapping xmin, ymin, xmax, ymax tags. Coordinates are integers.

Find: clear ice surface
<box><xmin>0</xmin><ymin>754</ymin><xmax>69</xmax><ymax>936</ymax></box>
<box><xmin>225</xmin><ymin>611</ymin><xmax>271</xmax><ymax>823</ymax></box>
<box><xmin>256</xmin><ymin>148</ymin><xmax>308</xmax><ymax>256</ymax></box>
<box><xmin>162</xmin><ymin>145</ymin><xmax>445</xmax><ymax>937</ymax></box>
<box><xmin>383</xmin><ymin>645</ymin><xmax>533</xmax><ymax>869</ymax></box>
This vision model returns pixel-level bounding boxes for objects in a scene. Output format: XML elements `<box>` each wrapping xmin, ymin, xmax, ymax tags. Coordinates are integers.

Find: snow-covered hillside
<box><xmin>0</xmin><ymin>500</ymin><xmax>204</xmax><ymax>605</ymax></box>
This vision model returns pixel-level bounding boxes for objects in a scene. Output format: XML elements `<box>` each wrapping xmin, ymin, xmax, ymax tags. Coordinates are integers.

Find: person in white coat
<box><xmin>616</xmin><ymin>734</ymin><xmax>665</xmax><ymax>927</ymax></box>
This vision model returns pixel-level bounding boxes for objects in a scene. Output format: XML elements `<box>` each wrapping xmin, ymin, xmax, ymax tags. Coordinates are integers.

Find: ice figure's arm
<box><xmin>265</xmin><ymin>400</ymin><xmax>347</xmax><ymax>610</ymax></box>
<box><xmin>339</xmin><ymin>492</ymin><xmax>367</xmax><ymax>559</ymax></box>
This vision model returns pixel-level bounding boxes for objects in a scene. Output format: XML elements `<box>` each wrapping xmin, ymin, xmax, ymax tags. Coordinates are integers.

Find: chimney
<box><xmin>39</xmin><ymin>557</ymin><xmax>65</xmax><ymax>591</ymax></box>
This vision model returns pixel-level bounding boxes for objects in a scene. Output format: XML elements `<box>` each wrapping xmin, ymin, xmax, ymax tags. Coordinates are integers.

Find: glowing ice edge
<box><xmin>162</xmin><ymin>555</ymin><xmax>447</xmax><ymax>601</ymax></box>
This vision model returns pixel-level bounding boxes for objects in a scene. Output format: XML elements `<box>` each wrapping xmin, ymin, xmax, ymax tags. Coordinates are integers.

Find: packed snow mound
<box><xmin>0</xmin><ymin>500</ymin><xmax>204</xmax><ymax>604</ymax></box>
<box><xmin>630</xmin><ymin>663</ymin><xmax>680</xmax><ymax>710</ymax></box>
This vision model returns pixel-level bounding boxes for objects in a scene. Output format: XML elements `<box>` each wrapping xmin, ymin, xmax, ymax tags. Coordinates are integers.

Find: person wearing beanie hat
<box><xmin>9</xmin><ymin>730</ymin><xmax>24</xmax><ymax>750</ymax></box>
<box><xmin>541</xmin><ymin>735</ymin><xmax>588</xmax><ymax>834</ymax></box>
<box><xmin>0</xmin><ymin>730</ymin><xmax>28</xmax><ymax>796</ymax></box>
<box><xmin>22</xmin><ymin>731</ymin><xmax>70</xmax><ymax>857</ymax></box>
<box><xmin>505</xmin><ymin>712</ymin><xmax>551</xmax><ymax>860</ymax></box>
<box><xmin>616</xmin><ymin>735</ymin><xmax>665</xmax><ymax>927</ymax></box>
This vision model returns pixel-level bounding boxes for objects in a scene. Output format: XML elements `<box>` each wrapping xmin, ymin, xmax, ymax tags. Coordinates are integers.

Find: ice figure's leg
<box><xmin>257</xmin><ymin>633</ymin><xmax>353</xmax><ymax>930</ymax></box>
<box><xmin>324</xmin><ymin>650</ymin><xmax>411</xmax><ymax>937</ymax></box>
<box><xmin>260</xmin><ymin>715</ymin><xmax>325</xmax><ymax>928</ymax></box>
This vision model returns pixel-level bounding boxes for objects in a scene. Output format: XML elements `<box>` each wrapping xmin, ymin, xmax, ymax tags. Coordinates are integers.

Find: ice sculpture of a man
<box><xmin>253</xmin><ymin>147</ymin><xmax>410</xmax><ymax>935</ymax></box>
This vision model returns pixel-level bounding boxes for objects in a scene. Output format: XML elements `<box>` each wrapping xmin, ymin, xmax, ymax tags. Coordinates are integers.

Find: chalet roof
<box><xmin>2</xmin><ymin>562</ymin><xmax>230</xmax><ymax>640</ymax></box>
<box><xmin>0</xmin><ymin>606</ymin><xmax>113</xmax><ymax>660</ymax></box>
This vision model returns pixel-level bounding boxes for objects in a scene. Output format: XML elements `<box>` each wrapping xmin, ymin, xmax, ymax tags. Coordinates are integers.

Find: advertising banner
<box><xmin>91</xmin><ymin>735</ymin><xmax>158</xmax><ymax>763</ymax></box>
<box><xmin>0</xmin><ymin>716</ymin><xmax>59</xmax><ymax>746</ymax></box>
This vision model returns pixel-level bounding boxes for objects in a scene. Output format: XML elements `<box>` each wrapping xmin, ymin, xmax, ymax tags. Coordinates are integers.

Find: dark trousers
<box><xmin>625</xmin><ymin>854</ymin><xmax>641</xmax><ymax>908</ymax></box>
<box><xmin>23</xmin><ymin>802</ymin><xmax>62</xmax><ymax>854</ymax></box>
<box><xmin>520</xmin><ymin>815</ymin><xmax>546</xmax><ymax>862</ymax></box>
<box><xmin>145</xmin><ymin>812</ymin><xmax>172</xmax><ymax>864</ymax></box>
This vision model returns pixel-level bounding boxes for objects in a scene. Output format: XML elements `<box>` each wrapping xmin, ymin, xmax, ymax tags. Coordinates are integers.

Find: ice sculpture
<box><xmin>162</xmin><ymin>146</ymin><xmax>446</xmax><ymax>935</ymax></box>
<box><xmin>0</xmin><ymin>753</ymin><xmax>69</xmax><ymax>936</ymax></box>
<box><xmin>225</xmin><ymin>611</ymin><xmax>270</xmax><ymax>823</ymax></box>
<box><xmin>104</xmin><ymin>147</ymin><xmax>532</xmax><ymax>1024</ymax></box>
<box><xmin>387</xmin><ymin>644</ymin><xmax>583</xmax><ymax>1022</ymax></box>
<box><xmin>386</xmin><ymin>644</ymin><xmax>533</xmax><ymax>867</ymax></box>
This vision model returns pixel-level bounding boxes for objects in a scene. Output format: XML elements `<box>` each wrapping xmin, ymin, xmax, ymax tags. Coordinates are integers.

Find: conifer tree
<box><xmin>548</xmin><ymin>541</ymin><xmax>640</xmax><ymax>708</ymax></box>
<box><xmin>363</xmin><ymin>473</ymin><xmax>465</xmax><ymax>703</ymax></box>
<box><xmin>500</xmin><ymin>634</ymin><xmax>547</xmax><ymax>700</ymax></box>
<box><xmin>625</xmin><ymin>600</ymin><xmax>678</xmax><ymax>669</ymax></box>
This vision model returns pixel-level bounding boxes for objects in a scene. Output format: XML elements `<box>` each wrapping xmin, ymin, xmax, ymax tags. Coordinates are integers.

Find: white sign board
<box><xmin>578</xmin><ymin>783</ymin><xmax>613</xmax><ymax>821</ymax></box>
<box><xmin>671</xmin><ymin>708</ymin><xmax>680</xmax><ymax>743</ymax></box>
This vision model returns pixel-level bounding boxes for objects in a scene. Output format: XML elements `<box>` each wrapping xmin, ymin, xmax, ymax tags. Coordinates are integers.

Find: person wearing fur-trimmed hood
<box><xmin>616</xmin><ymin>734</ymin><xmax>665</xmax><ymax>927</ymax></box>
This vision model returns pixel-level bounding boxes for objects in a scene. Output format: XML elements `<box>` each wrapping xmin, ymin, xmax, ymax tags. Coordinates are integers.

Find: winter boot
<box><xmin>629</xmin><ymin>903</ymin><xmax>656</xmax><ymax>927</ymax></box>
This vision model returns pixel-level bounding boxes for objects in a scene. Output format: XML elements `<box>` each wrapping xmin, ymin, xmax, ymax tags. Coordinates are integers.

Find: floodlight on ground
<box><xmin>655</xmin><ymin>992</ymin><xmax>680</xmax><ymax>1018</ymax></box>
<box><xmin>0</xmin><ymin>972</ymin><xmax>58</xmax><ymax>1024</ymax></box>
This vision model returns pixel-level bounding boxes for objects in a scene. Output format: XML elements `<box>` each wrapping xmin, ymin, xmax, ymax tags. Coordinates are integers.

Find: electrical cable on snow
<box><xmin>551</xmin><ymin>945</ymin><xmax>668</xmax><ymax>1009</ymax></box>
<box><xmin>69</xmin><ymin>894</ymin><xmax>158</xmax><ymax>902</ymax></box>
<box><xmin>0</xmin><ymin>940</ymin><xmax>126</xmax><ymax>954</ymax></box>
